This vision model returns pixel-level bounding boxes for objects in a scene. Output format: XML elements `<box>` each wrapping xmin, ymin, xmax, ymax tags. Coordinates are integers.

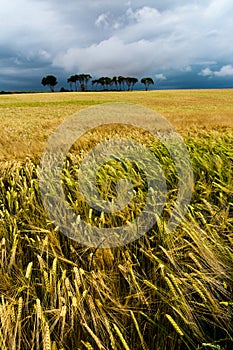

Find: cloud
<box><xmin>199</xmin><ymin>65</ymin><xmax>233</xmax><ymax>78</ymax></box>
<box><xmin>95</xmin><ymin>12</ymin><xmax>122</xmax><ymax>30</ymax></box>
<box><xmin>1</xmin><ymin>0</ymin><xmax>233</xmax><ymax>90</ymax></box>
<box><xmin>53</xmin><ymin>2</ymin><xmax>233</xmax><ymax>78</ymax></box>
<box><xmin>155</xmin><ymin>73</ymin><xmax>167</xmax><ymax>80</ymax></box>
<box><xmin>53</xmin><ymin>36</ymin><xmax>156</xmax><ymax>76</ymax></box>
<box><xmin>126</xmin><ymin>6</ymin><xmax>162</xmax><ymax>22</ymax></box>
<box><xmin>95</xmin><ymin>13</ymin><xmax>109</xmax><ymax>27</ymax></box>
<box><xmin>199</xmin><ymin>68</ymin><xmax>214</xmax><ymax>77</ymax></box>
<box><xmin>214</xmin><ymin>65</ymin><xmax>233</xmax><ymax>77</ymax></box>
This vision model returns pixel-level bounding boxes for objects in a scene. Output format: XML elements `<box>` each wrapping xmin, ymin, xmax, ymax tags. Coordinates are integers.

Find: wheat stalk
<box><xmin>165</xmin><ymin>314</ymin><xmax>184</xmax><ymax>336</ymax></box>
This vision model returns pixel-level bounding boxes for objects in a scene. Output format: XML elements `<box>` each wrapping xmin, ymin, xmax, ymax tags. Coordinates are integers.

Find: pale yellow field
<box><xmin>1</xmin><ymin>89</ymin><xmax>233</xmax><ymax>161</ymax></box>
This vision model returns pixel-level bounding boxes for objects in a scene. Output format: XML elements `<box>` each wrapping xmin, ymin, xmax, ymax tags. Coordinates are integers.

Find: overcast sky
<box><xmin>0</xmin><ymin>0</ymin><xmax>233</xmax><ymax>90</ymax></box>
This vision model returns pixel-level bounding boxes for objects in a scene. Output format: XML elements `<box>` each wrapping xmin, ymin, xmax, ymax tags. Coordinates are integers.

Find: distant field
<box><xmin>0</xmin><ymin>89</ymin><xmax>233</xmax><ymax>350</ymax></box>
<box><xmin>1</xmin><ymin>89</ymin><xmax>233</xmax><ymax>160</ymax></box>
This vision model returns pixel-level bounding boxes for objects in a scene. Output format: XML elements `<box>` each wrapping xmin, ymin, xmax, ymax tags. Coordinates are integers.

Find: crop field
<box><xmin>0</xmin><ymin>89</ymin><xmax>233</xmax><ymax>349</ymax></box>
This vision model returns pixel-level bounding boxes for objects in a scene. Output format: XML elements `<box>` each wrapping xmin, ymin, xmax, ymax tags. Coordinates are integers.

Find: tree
<box><xmin>131</xmin><ymin>77</ymin><xmax>138</xmax><ymax>90</ymax></box>
<box><xmin>96</xmin><ymin>77</ymin><xmax>112</xmax><ymax>90</ymax></box>
<box><xmin>67</xmin><ymin>75</ymin><xmax>76</xmax><ymax>91</ymax></box>
<box><xmin>67</xmin><ymin>74</ymin><xmax>81</xmax><ymax>91</ymax></box>
<box><xmin>75</xmin><ymin>74</ymin><xmax>92</xmax><ymax>91</ymax></box>
<box><xmin>83</xmin><ymin>74</ymin><xmax>92</xmax><ymax>91</ymax></box>
<box><xmin>141</xmin><ymin>77</ymin><xmax>154</xmax><ymax>91</ymax></box>
<box><xmin>126</xmin><ymin>77</ymin><xmax>132</xmax><ymax>91</ymax></box>
<box><xmin>118</xmin><ymin>76</ymin><xmax>126</xmax><ymax>90</ymax></box>
<box><xmin>111</xmin><ymin>76</ymin><xmax>118</xmax><ymax>90</ymax></box>
<box><xmin>125</xmin><ymin>77</ymin><xmax>138</xmax><ymax>91</ymax></box>
<box><xmin>92</xmin><ymin>79</ymin><xmax>99</xmax><ymax>90</ymax></box>
<box><xmin>74</xmin><ymin>74</ymin><xmax>80</xmax><ymax>91</ymax></box>
<box><xmin>41</xmin><ymin>75</ymin><xmax>58</xmax><ymax>92</ymax></box>
<box><xmin>97</xmin><ymin>77</ymin><xmax>106</xmax><ymax>90</ymax></box>
<box><xmin>104</xmin><ymin>77</ymin><xmax>112</xmax><ymax>90</ymax></box>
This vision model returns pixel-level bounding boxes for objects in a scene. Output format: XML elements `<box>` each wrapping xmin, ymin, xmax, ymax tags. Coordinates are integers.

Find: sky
<box><xmin>0</xmin><ymin>0</ymin><xmax>233</xmax><ymax>91</ymax></box>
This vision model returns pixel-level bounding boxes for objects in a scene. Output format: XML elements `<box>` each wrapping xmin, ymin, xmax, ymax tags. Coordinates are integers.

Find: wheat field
<box><xmin>0</xmin><ymin>90</ymin><xmax>233</xmax><ymax>349</ymax></box>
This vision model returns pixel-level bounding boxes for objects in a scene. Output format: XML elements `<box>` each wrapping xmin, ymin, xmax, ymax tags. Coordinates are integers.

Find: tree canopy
<box><xmin>41</xmin><ymin>75</ymin><xmax>58</xmax><ymax>92</ymax></box>
<box><xmin>140</xmin><ymin>77</ymin><xmax>154</xmax><ymax>91</ymax></box>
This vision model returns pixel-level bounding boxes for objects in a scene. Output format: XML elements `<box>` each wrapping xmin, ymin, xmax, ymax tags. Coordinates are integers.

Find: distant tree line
<box><xmin>41</xmin><ymin>74</ymin><xmax>154</xmax><ymax>92</ymax></box>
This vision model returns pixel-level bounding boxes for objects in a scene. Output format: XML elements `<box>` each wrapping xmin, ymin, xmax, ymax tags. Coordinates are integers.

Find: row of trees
<box><xmin>91</xmin><ymin>76</ymin><xmax>139</xmax><ymax>91</ymax></box>
<box><xmin>41</xmin><ymin>74</ymin><xmax>154</xmax><ymax>92</ymax></box>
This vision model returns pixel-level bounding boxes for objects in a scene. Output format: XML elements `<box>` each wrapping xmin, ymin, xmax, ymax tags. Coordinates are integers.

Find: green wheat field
<box><xmin>0</xmin><ymin>90</ymin><xmax>233</xmax><ymax>349</ymax></box>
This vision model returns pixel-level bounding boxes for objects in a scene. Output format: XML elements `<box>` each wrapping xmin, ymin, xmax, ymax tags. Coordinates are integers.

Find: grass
<box><xmin>0</xmin><ymin>89</ymin><xmax>233</xmax><ymax>349</ymax></box>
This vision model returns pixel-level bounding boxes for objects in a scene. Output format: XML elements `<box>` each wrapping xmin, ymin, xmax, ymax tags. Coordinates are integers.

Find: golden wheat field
<box><xmin>1</xmin><ymin>89</ymin><xmax>233</xmax><ymax>161</ymax></box>
<box><xmin>0</xmin><ymin>89</ymin><xmax>233</xmax><ymax>350</ymax></box>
